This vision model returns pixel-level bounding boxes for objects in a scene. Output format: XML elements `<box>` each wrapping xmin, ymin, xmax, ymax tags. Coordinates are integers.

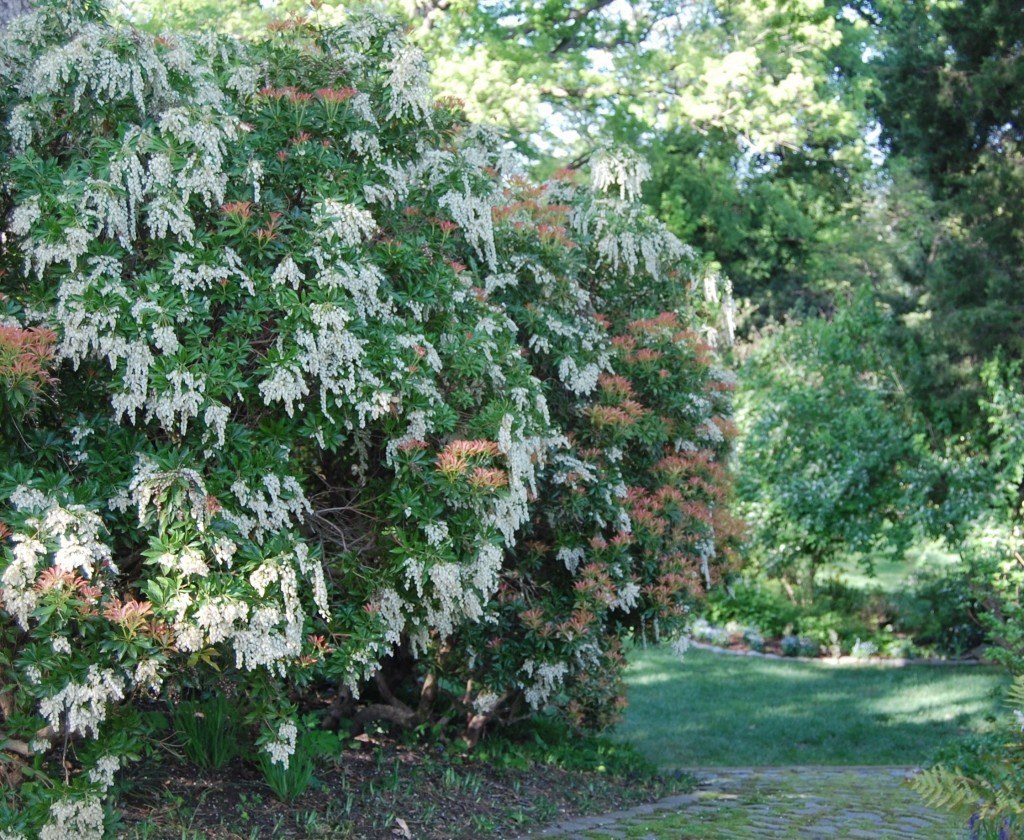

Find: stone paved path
<box><xmin>526</xmin><ymin>766</ymin><xmax>967</xmax><ymax>839</ymax></box>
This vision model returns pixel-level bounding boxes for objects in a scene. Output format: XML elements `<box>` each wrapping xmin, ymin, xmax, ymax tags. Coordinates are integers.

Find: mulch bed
<box><xmin>116</xmin><ymin>735</ymin><xmax>689</xmax><ymax>839</ymax></box>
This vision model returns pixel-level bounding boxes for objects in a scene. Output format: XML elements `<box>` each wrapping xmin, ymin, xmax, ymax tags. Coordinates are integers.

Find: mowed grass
<box><xmin>834</xmin><ymin>538</ymin><xmax>960</xmax><ymax>594</ymax></box>
<box><xmin>619</xmin><ymin>647</ymin><xmax>1007</xmax><ymax>767</ymax></box>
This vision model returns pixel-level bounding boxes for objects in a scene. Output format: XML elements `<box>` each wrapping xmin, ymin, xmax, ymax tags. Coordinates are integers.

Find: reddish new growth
<box><xmin>34</xmin><ymin>567</ymin><xmax>87</xmax><ymax>593</ymax></box>
<box><xmin>519</xmin><ymin>607</ymin><xmax>545</xmax><ymax>629</ymax></box>
<box><xmin>436</xmin><ymin>439</ymin><xmax>501</xmax><ymax>475</ymax></box>
<box><xmin>574</xmin><ymin>563</ymin><xmax>616</xmax><ymax>607</ymax></box>
<box><xmin>628</xmin><ymin>348</ymin><xmax>663</xmax><ymax>364</ymax></box>
<box><xmin>433</xmin><ymin>96</ymin><xmax>465</xmax><ymax>111</ymax></box>
<box><xmin>491</xmin><ymin>196</ymin><xmax>573</xmax><ymax>249</ymax></box>
<box><xmin>254</xmin><ymin>212</ymin><xmax>283</xmax><ymax>244</ymax></box>
<box><xmin>0</xmin><ymin>325</ymin><xmax>57</xmax><ymax>393</ymax></box>
<box><xmin>103</xmin><ymin>598</ymin><xmax>154</xmax><ymax>632</ymax></box>
<box><xmin>315</xmin><ymin>87</ymin><xmax>357</xmax><ymax>103</ymax></box>
<box><xmin>535</xmin><ymin>223</ymin><xmax>576</xmax><ymax>249</ymax></box>
<box><xmin>587</xmin><ymin>405</ymin><xmax>637</xmax><ymax>428</ymax></box>
<box><xmin>266</xmin><ymin>16</ymin><xmax>310</xmax><ymax>33</ymax></box>
<box><xmin>629</xmin><ymin>312</ymin><xmax>680</xmax><ymax>334</ymax></box>
<box><xmin>257</xmin><ymin>85</ymin><xmax>313</xmax><ymax>102</ymax></box>
<box><xmin>558</xmin><ymin>608</ymin><xmax>596</xmax><ymax>639</ymax></box>
<box><xmin>468</xmin><ymin>467</ymin><xmax>509</xmax><ymax>490</ymax></box>
<box><xmin>655</xmin><ymin>451</ymin><xmax>729</xmax><ymax>502</ymax></box>
<box><xmin>221</xmin><ymin>201</ymin><xmax>253</xmax><ymax>219</ymax></box>
<box><xmin>551</xmin><ymin>167</ymin><xmax>579</xmax><ymax>182</ymax></box>
<box><xmin>298</xmin><ymin>633</ymin><xmax>333</xmax><ymax>667</ymax></box>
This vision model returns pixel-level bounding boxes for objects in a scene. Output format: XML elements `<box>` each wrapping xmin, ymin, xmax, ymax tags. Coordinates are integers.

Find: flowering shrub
<box><xmin>0</xmin><ymin>2</ymin><xmax>735</xmax><ymax>833</ymax></box>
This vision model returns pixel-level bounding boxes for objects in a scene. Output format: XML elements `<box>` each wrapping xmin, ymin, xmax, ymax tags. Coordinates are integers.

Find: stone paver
<box><xmin>525</xmin><ymin>766</ymin><xmax>967</xmax><ymax>839</ymax></box>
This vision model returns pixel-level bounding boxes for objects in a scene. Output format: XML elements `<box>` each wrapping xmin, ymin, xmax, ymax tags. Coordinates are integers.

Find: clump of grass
<box><xmin>171</xmin><ymin>694</ymin><xmax>241</xmax><ymax>769</ymax></box>
<box><xmin>257</xmin><ymin>742</ymin><xmax>316</xmax><ymax>802</ymax></box>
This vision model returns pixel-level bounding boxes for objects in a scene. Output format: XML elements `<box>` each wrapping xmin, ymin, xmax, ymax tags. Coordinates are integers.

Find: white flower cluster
<box><xmin>611</xmin><ymin>581</ymin><xmax>641</xmax><ymax>612</ymax></box>
<box><xmin>38</xmin><ymin>665</ymin><xmax>125</xmax><ymax>740</ymax></box>
<box><xmin>557</xmin><ymin>546</ymin><xmax>586</xmax><ymax>574</ymax></box>
<box><xmin>384</xmin><ymin>44</ymin><xmax>432</xmax><ymax>122</ymax></box>
<box><xmin>203</xmin><ymin>404</ymin><xmax>231</xmax><ymax>450</ymax></box>
<box><xmin>377</xmin><ymin>588</ymin><xmax>406</xmax><ymax>645</ymax></box>
<box><xmin>133</xmin><ymin>659</ymin><xmax>164</xmax><ymax>693</ymax></box>
<box><xmin>148</xmin><ymin>368</ymin><xmax>206</xmax><ymax>435</ymax></box>
<box><xmin>313</xmin><ymin>199</ymin><xmax>378</xmax><ymax>248</ymax></box>
<box><xmin>87</xmin><ymin>755</ymin><xmax>121</xmax><ymax>791</ymax></box>
<box><xmin>258</xmin><ymin>361</ymin><xmax>309</xmax><ymax>418</ymax></box>
<box><xmin>38</xmin><ymin>796</ymin><xmax>105</xmax><ymax>840</ymax></box>
<box><xmin>169</xmin><ymin>248</ymin><xmax>250</xmax><ymax>295</ymax></box>
<box><xmin>572</xmin><ymin>201</ymin><xmax>691</xmax><ymax>280</ymax></box>
<box><xmin>313</xmin><ymin>262</ymin><xmax>393</xmax><ymax>321</ymax></box>
<box><xmin>671</xmin><ymin>635</ymin><xmax>692</xmax><ymax>660</ymax></box>
<box><xmin>696</xmin><ymin>418</ymin><xmax>724</xmax><ymax>444</ymax></box>
<box><xmin>129</xmin><ymin>460</ymin><xmax>209</xmax><ymax>529</ymax></box>
<box><xmin>440</xmin><ymin>189</ymin><xmax>498</xmax><ymax>270</ymax></box>
<box><xmin>591</xmin><ymin>150</ymin><xmax>652</xmax><ymax>203</ymax></box>
<box><xmin>1</xmin><ymin>501</ymin><xmax>112</xmax><ymax>628</ymax></box>
<box><xmin>403</xmin><ymin>544</ymin><xmax>503</xmax><ymax>638</ymax></box>
<box><xmin>557</xmin><ymin>355</ymin><xmax>603</xmax><ymax>396</ymax></box>
<box><xmin>271</xmin><ymin>255</ymin><xmax>304</xmax><ymax>289</ymax></box>
<box><xmin>264</xmin><ymin>720</ymin><xmax>298</xmax><ymax>768</ymax></box>
<box><xmin>8</xmin><ymin>484</ymin><xmax>49</xmax><ymax>511</ymax></box>
<box><xmin>155</xmin><ymin>107</ymin><xmax>239</xmax><ymax>214</ymax></box>
<box><xmin>231</xmin><ymin>605</ymin><xmax>303</xmax><ymax>675</ymax></box>
<box><xmin>490</xmin><ymin>414</ymin><xmax>549</xmax><ymax>545</ymax></box>
<box><xmin>192</xmin><ymin>597</ymin><xmax>249</xmax><ymax>644</ymax></box>
<box><xmin>423</xmin><ymin>520</ymin><xmax>449</xmax><ymax>547</ymax></box>
<box><xmin>12</xmin><ymin>59</ymin><xmax>236</xmax><ymax>270</ymax></box>
<box><xmin>472</xmin><ymin>691</ymin><xmax>503</xmax><ymax>715</ymax></box>
<box><xmin>228</xmin><ymin>474</ymin><xmax>313</xmax><ymax>542</ymax></box>
<box><xmin>294</xmin><ymin>542</ymin><xmax>330</xmax><ymax>620</ymax></box>
<box><xmin>519</xmin><ymin>660</ymin><xmax>569</xmax><ymax>710</ymax></box>
<box><xmin>595</xmin><ymin>226</ymin><xmax>688</xmax><ymax>279</ymax></box>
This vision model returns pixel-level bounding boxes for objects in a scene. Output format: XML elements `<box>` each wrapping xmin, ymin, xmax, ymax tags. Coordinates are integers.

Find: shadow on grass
<box><xmin>619</xmin><ymin>647</ymin><xmax>1008</xmax><ymax>767</ymax></box>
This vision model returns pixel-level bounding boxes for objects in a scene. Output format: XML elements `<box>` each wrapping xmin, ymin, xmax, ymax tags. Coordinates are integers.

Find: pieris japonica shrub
<box><xmin>0</xmin><ymin>1</ymin><xmax>736</xmax><ymax>833</ymax></box>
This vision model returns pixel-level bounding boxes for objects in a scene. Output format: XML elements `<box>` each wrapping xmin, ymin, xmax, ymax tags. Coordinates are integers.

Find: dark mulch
<box><xmin>115</xmin><ymin>734</ymin><xmax>693</xmax><ymax>839</ymax></box>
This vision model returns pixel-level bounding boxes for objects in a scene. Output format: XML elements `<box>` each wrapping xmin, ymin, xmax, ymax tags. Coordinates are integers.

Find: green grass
<box><xmin>619</xmin><ymin>646</ymin><xmax>1007</xmax><ymax>767</ymax></box>
<box><xmin>834</xmin><ymin>539</ymin><xmax>960</xmax><ymax>594</ymax></box>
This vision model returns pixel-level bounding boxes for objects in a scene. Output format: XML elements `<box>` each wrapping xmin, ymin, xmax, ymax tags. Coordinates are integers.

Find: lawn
<box><xmin>833</xmin><ymin>538</ymin><xmax>960</xmax><ymax>594</ymax></box>
<box><xmin>620</xmin><ymin>646</ymin><xmax>1008</xmax><ymax>767</ymax></box>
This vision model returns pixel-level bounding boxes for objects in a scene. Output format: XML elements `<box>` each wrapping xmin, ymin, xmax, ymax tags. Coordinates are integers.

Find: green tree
<box><xmin>871</xmin><ymin>0</ymin><xmax>1024</xmax><ymax>408</ymax></box>
<box><xmin>736</xmin><ymin>297</ymin><xmax>932</xmax><ymax>598</ymax></box>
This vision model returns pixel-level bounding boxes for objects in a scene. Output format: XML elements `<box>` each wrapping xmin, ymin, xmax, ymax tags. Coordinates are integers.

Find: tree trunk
<box><xmin>0</xmin><ymin>0</ymin><xmax>32</xmax><ymax>30</ymax></box>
